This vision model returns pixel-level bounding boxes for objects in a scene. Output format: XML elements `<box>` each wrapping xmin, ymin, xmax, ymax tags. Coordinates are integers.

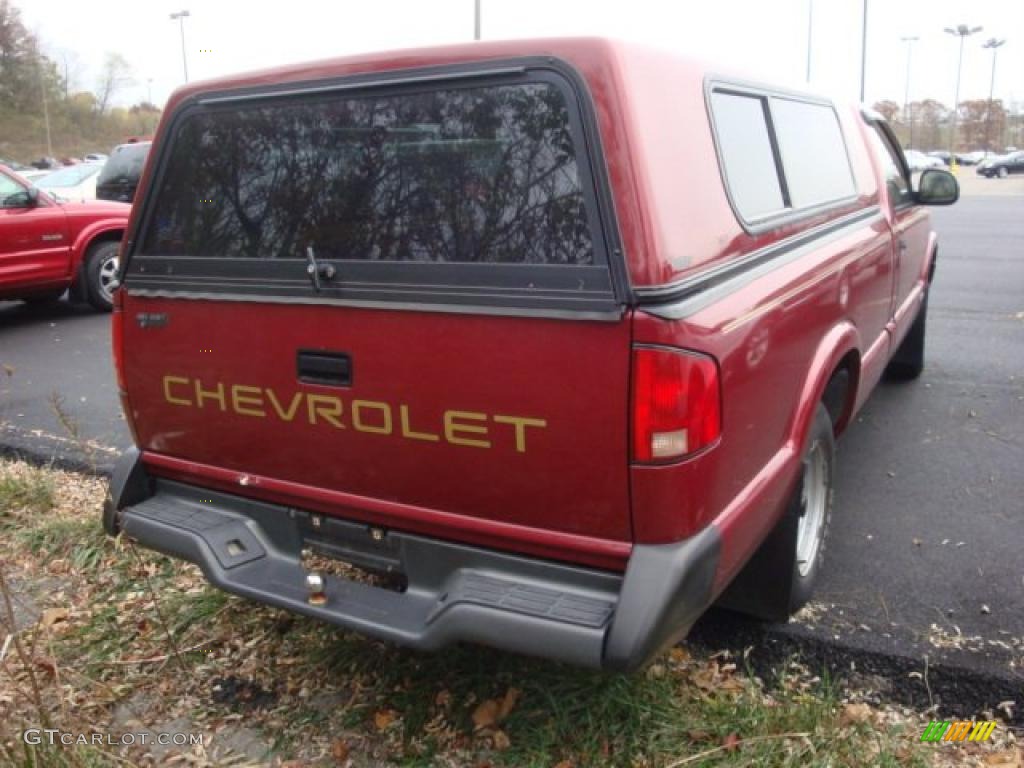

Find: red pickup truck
<box><xmin>103</xmin><ymin>39</ymin><xmax>958</xmax><ymax>670</ymax></box>
<box><xmin>1</xmin><ymin>166</ymin><xmax>129</xmax><ymax>311</ymax></box>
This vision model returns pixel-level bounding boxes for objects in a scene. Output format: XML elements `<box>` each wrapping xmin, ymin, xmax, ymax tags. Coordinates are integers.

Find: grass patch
<box><xmin>0</xmin><ymin>463</ymin><xmax>55</xmax><ymax>517</ymax></box>
<box><xmin>2</xmin><ymin>457</ymin><xmax>1013</xmax><ymax>767</ymax></box>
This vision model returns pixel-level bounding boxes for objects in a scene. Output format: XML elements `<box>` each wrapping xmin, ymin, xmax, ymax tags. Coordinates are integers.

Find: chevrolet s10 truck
<box><xmin>103</xmin><ymin>39</ymin><xmax>958</xmax><ymax>670</ymax></box>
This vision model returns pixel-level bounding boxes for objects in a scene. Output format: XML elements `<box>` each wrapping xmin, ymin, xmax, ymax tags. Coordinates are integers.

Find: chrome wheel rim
<box><xmin>98</xmin><ymin>253</ymin><xmax>119</xmax><ymax>304</ymax></box>
<box><xmin>796</xmin><ymin>440</ymin><xmax>828</xmax><ymax>577</ymax></box>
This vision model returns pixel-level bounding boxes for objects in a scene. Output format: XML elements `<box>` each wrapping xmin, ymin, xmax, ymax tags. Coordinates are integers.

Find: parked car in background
<box><xmin>0</xmin><ymin>164</ymin><xmax>130</xmax><ymax>310</ymax></box>
<box><xmin>104</xmin><ymin>39</ymin><xmax>959</xmax><ymax>670</ymax></box>
<box><xmin>34</xmin><ymin>163</ymin><xmax>104</xmax><ymax>203</ymax></box>
<box><xmin>957</xmin><ymin>151</ymin><xmax>985</xmax><ymax>166</ymax></box>
<box><xmin>977</xmin><ymin>150</ymin><xmax>1024</xmax><ymax>178</ymax></box>
<box><xmin>95</xmin><ymin>142</ymin><xmax>151</xmax><ymax>203</ymax></box>
<box><xmin>84</xmin><ymin>153</ymin><xmax>109</xmax><ymax>163</ymax></box>
<box><xmin>927</xmin><ymin>150</ymin><xmax>951</xmax><ymax>166</ymax></box>
<box><xmin>0</xmin><ymin>157</ymin><xmax>35</xmax><ymax>174</ymax></box>
<box><xmin>904</xmin><ymin>149</ymin><xmax>944</xmax><ymax>171</ymax></box>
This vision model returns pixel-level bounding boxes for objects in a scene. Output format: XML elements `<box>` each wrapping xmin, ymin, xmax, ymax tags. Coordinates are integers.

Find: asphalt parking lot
<box><xmin>1</xmin><ymin>174</ymin><xmax>1021</xmax><ymax>718</ymax></box>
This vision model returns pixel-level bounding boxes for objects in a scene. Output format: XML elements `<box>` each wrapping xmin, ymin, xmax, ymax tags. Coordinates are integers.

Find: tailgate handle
<box><xmin>297</xmin><ymin>350</ymin><xmax>351</xmax><ymax>387</ymax></box>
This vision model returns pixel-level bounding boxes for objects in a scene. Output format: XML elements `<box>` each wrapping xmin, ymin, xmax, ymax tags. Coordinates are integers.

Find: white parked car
<box><xmin>903</xmin><ymin>150</ymin><xmax>945</xmax><ymax>171</ymax></box>
<box><xmin>33</xmin><ymin>163</ymin><xmax>104</xmax><ymax>202</ymax></box>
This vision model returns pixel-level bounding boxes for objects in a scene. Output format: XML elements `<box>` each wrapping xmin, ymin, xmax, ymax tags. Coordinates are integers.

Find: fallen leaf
<box><xmin>374</xmin><ymin>709</ymin><xmax>397</xmax><ymax>731</ymax></box>
<box><xmin>40</xmin><ymin>607</ymin><xmax>69</xmax><ymax>628</ymax></box>
<box><xmin>34</xmin><ymin>656</ymin><xmax>57</xmax><ymax>676</ymax></box>
<box><xmin>331</xmin><ymin>738</ymin><xmax>350</xmax><ymax>764</ymax></box>
<box><xmin>492</xmin><ymin>730</ymin><xmax>511</xmax><ymax>750</ymax></box>
<box><xmin>983</xmin><ymin>748</ymin><xmax>1022</xmax><ymax>768</ymax></box>
<box><xmin>840</xmin><ymin>703</ymin><xmax>873</xmax><ymax>726</ymax></box>
<box><xmin>472</xmin><ymin>699</ymin><xmax>501</xmax><ymax>730</ymax></box>
<box><xmin>498</xmin><ymin>687</ymin><xmax>521</xmax><ymax>720</ymax></box>
<box><xmin>435</xmin><ymin>689</ymin><xmax>451</xmax><ymax>708</ymax></box>
<box><xmin>721</xmin><ymin>732</ymin><xmax>740</xmax><ymax>752</ymax></box>
<box><xmin>670</xmin><ymin>647</ymin><xmax>690</xmax><ymax>663</ymax></box>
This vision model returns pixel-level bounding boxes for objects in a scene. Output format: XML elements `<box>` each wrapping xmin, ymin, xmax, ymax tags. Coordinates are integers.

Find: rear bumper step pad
<box><xmin>107</xmin><ymin>449</ymin><xmax>720</xmax><ymax>670</ymax></box>
<box><xmin>121</xmin><ymin>480</ymin><xmax>619</xmax><ymax>667</ymax></box>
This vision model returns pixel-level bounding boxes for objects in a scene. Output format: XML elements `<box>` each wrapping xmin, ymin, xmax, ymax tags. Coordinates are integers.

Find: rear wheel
<box><xmin>886</xmin><ymin>290</ymin><xmax>928</xmax><ymax>380</ymax></box>
<box><xmin>715</xmin><ymin>404</ymin><xmax>835</xmax><ymax>620</ymax></box>
<box><xmin>85</xmin><ymin>241</ymin><xmax>120</xmax><ymax>312</ymax></box>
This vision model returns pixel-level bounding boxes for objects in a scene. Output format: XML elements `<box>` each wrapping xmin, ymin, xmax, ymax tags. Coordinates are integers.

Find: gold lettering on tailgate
<box><xmin>159</xmin><ymin>376</ymin><xmax>548</xmax><ymax>452</ymax></box>
<box><xmin>163</xmin><ymin>376</ymin><xmax>192</xmax><ymax>406</ymax></box>
<box><xmin>306</xmin><ymin>394</ymin><xmax>344</xmax><ymax>428</ymax></box>
<box><xmin>266</xmin><ymin>389</ymin><xmax>303</xmax><ymax>422</ymax></box>
<box><xmin>444</xmin><ymin>410</ymin><xmax>491</xmax><ymax>449</ymax></box>
<box><xmin>399</xmin><ymin>404</ymin><xmax>439</xmax><ymax>442</ymax></box>
<box><xmin>494</xmin><ymin>415</ymin><xmax>548</xmax><ymax>453</ymax></box>
<box><xmin>352</xmin><ymin>400</ymin><xmax>392</xmax><ymax>434</ymax></box>
<box><xmin>231</xmin><ymin>384</ymin><xmax>266</xmax><ymax>417</ymax></box>
<box><xmin>194</xmin><ymin>380</ymin><xmax>226</xmax><ymax>410</ymax></box>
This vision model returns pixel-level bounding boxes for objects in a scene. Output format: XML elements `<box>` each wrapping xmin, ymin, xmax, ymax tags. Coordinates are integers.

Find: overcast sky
<box><xmin>20</xmin><ymin>0</ymin><xmax>1023</xmax><ymax>111</ymax></box>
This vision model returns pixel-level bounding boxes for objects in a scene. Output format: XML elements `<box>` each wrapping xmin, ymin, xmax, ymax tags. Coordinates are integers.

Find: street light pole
<box><xmin>982</xmin><ymin>38</ymin><xmax>1007</xmax><ymax>155</ymax></box>
<box><xmin>944</xmin><ymin>24</ymin><xmax>982</xmax><ymax>162</ymax></box>
<box><xmin>900</xmin><ymin>36</ymin><xmax>918</xmax><ymax>149</ymax></box>
<box><xmin>170</xmin><ymin>10</ymin><xmax>190</xmax><ymax>83</ymax></box>
<box><xmin>859</xmin><ymin>0</ymin><xmax>868</xmax><ymax>102</ymax></box>
<box><xmin>806</xmin><ymin>0</ymin><xmax>814</xmax><ymax>83</ymax></box>
<box><xmin>474</xmin><ymin>0</ymin><xmax>481</xmax><ymax>41</ymax></box>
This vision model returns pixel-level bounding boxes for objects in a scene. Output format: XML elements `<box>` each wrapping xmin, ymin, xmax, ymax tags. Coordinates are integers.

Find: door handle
<box><xmin>297</xmin><ymin>350</ymin><xmax>351</xmax><ymax>387</ymax></box>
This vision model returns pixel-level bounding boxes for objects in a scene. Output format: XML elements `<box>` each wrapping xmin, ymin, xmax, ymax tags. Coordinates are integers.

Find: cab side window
<box><xmin>865</xmin><ymin>126</ymin><xmax>913</xmax><ymax>207</ymax></box>
<box><xmin>0</xmin><ymin>174</ymin><xmax>26</xmax><ymax>208</ymax></box>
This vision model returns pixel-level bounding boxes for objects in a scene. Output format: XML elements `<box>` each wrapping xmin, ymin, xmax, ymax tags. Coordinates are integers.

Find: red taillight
<box><xmin>631</xmin><ymin>346</ymin><xmax>721</xmax><ymax>463</ymax></box>
<box><xmin>111</xmin><ymin>288</ymin><xmax>125</xmax><ymax>391</ymax></box>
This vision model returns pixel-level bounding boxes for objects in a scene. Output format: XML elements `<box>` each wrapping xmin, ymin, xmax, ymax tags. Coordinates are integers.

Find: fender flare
<box><xmin>69</xmin><ymin>221</ymin><xmax>125</xmax><ymax>291</ymax></box>
<box><xmin>785</xmin><ymin>321</ymin><xmax>861</xmax><ymax>455</ymax></box>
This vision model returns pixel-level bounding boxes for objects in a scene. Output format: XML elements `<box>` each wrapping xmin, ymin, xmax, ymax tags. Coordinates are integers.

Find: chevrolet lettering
<box><xmin>104</xmin><ymin>38</ymin><xmax>959</xmax><ymax>670</ymax></box>
<box><xmin>161</xmin><ymin>375</ymin><xmax>547</xmax><ymax>452</ymax></box>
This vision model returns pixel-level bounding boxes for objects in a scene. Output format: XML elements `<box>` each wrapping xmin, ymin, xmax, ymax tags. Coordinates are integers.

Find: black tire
<box><xmin>886</xmin><ymin>290</ymin><xmax>928</xmax><ymax>380</ymax></box>
<box><xmin>84</xmin><ymin>240</ymin><xmax>121</xmax><ymax>312</ymax></box>
<box><xmin>715</xmin><ymin>404</ymin><xmax>835</xmax><ymax>621</ymax></box>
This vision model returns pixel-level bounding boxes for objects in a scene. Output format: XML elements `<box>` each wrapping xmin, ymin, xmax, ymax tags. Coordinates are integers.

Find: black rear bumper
<box><xmin>104</xmin><ymin>449</ymin><xmax>719</xmax><ymax>671</ymax></box>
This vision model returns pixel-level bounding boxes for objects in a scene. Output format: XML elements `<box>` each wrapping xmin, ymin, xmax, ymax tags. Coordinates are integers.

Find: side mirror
<box><xmin>26</xmin><ymin>186</ymin><xmax>39</xmax><ymax>206</ymax></box>
<box><xmin>916</xmin><ymin>169</ymin><xmax>959</xmax><ymax>206</ymax></box>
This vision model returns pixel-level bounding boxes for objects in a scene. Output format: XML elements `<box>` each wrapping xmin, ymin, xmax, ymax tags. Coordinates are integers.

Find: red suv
<box><xmin>104</xmin><ymin>39</ymin><xmax>958</xmax><ymax>669</ymax></box>
<box><xmin>1</xmin><ymin>165</ymin><xmax>130</xmax><ymax>311</ymax></box>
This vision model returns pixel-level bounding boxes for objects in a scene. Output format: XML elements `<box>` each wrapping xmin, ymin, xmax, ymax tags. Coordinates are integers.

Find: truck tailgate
<box><xmin>121</xmin><ymin>297</ymin><xmax>632</xmax><ymax>544</ymax></box>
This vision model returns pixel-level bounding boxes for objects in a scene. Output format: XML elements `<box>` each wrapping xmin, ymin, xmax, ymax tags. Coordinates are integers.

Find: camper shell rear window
<box><xmin>126</xmin><ymin>65</ymin><xmax>619</xmax><ymax>316</ymax></box>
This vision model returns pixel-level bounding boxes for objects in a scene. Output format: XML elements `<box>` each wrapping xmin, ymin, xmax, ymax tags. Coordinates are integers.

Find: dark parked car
<box><xmin>977</xmin><ymin>151</ymin><xmax>1024</xmax><ymax>178</ymax></box>
<box><xmin>95</xmin><ymin>142</ymin><xmax>151</xmax><ymax>203</ymax></box>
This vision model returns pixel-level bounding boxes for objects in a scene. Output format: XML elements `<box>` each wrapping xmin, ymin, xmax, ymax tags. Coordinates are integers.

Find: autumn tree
<box><xmin>956</xmin><ymin>99</ymin><xmax>1008</xmax><ymax>152</ymax></box>
<box><xmin>910</xmin><ymin>99</ymin><xmax>949</xmax><ymax>151</ymax></box>
<box><xmin>94</xmin><ymin>52</ymin><xmax>133</xmax><ymax>116</ymax></box>
<box><xmin>872</xmin><ymin>100</ymin><xmax>901</xmax><ymax>124</ymax></box>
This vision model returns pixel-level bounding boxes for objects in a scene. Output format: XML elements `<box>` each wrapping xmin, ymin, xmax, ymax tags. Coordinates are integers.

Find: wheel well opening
<box><xmin>823</xmin><ymin>352</ymin><xmax>859</xmax><ymax>436</ymax></box>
